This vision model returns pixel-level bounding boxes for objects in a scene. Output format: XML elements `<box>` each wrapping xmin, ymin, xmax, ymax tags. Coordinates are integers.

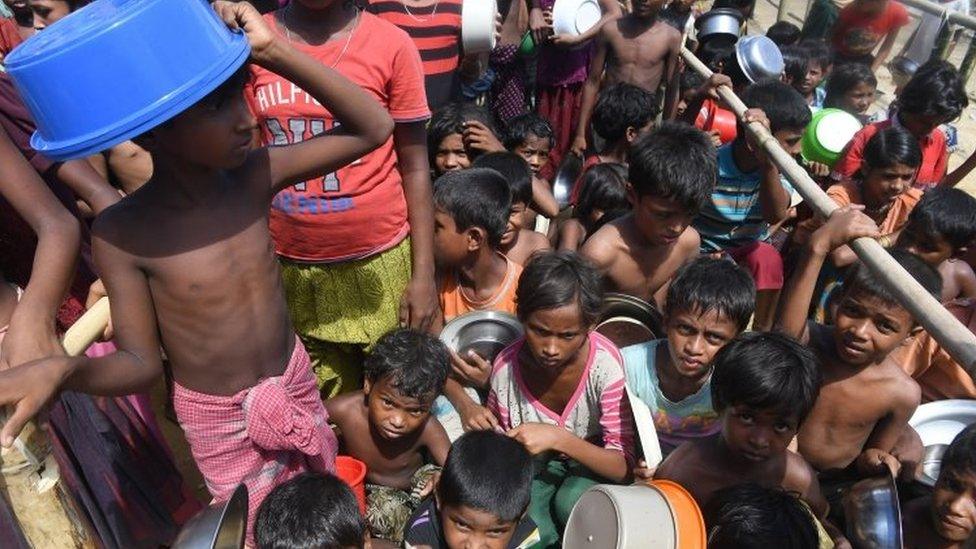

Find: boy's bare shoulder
<box><xmin>656</xmin><ymin>438</ymin><xmax>708</xmax><ymax>478</ymax></box>
<box><xmin>879</xmin><ymin>363</ymin><xmax>922</xmax><ymax>410</ymax></box>
<box><xmin>675</xmin><ymin>227</ymin><xmax>700</xmax><ymax>257</ymax></box>
<box><xmin>324</xmin><ymin>391</ymin><xmax>367</xmax><ymax>427</ymax></box>
<box><xmin>91</xmin><ymin>189</ymin><xmax>157</xmax><ymax>249</ymax></box>
<box><xmin>580</xmin><ymin>217</ymin><xmax>628</xmax><ymax>265</ymax></box>
<box><xmin>782</xmin><ymin>449</ymin><xmax>819</xmax><ymax>492</ymax></box>
<box><xmin>520</xmin><ymin>229</ymin><xmax>551</xmax><ymax>253</ymax></box>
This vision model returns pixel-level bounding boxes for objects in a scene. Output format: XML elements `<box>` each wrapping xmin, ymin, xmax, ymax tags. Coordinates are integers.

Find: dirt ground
<box><xmin>751</xmin><ymin>0</ymin><xmax>976</xmax><ymax>192</ymax></box>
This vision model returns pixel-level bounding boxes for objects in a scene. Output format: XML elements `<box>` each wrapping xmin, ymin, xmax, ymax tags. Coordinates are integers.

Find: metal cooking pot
<box><xmin>440</xmin><ymin>311</ymin><xmax>524</xmax><ymax>362</ymax></box>
<box><xmin>173</xmin><ymin>484</ymin><xmax>248</xmax><ymax>549</ymax></box>
<box><xmin>596</xmin><ymin>293</ymin><xmax>664</xmax><ymax>349</ymax></box>
<box><xmin>843</xmin><ymin>474</ymin><xmax>903</xmax><ymax>549</ymax></box>
<box><xmin>694</xmin><ymin>8</ymin><xmax>744</xmax><ymax>42</ymax></box>
<box><xmin>553</xmin><ymin>152</ymin><xmax>583</xmax><ymax>210</ymax></box>
<box><xmin>735</xmin><ymin>35</ymin><xmax>784</xmax><ymax>83</ymax></box>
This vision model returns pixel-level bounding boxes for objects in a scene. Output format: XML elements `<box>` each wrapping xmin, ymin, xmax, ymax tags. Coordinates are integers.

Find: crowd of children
<box><xmin>1</xmin><ymin>0</ymin><xmax>976</xmax><ymax>548</ymax></box>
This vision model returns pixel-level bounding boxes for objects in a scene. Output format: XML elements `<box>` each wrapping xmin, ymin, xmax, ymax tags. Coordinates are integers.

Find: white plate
<box><xmin>462</xmin><ymin>0</ymin><xmax>497</xmax><ymax>54</ymax></box>
<box><xmin>553</xmin><ymin>0</ymin><xmax>602</xmax><ymax>37</ymax></box>
<box><xmin>627</xmin><ymin>385</ymin><xmax>663</xmax><ymax>468</ymax></box>
<box><xmin>909</xmin><ymin>400</ymin><xmax>976</xmax><ymax>448</ymax></box>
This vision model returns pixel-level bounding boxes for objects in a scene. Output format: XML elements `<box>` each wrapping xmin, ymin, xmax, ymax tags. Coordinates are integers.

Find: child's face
<box><xmin>433</xmin><ymin>208</ymin><xmax>472</xmax><ymax>268</ymax></box>
<box><xmin>364</xmin><ymin>375</ymin><xmax>432</xmax><ymax>441</ymax></box>
<box><xmin>435</xmin><ymin>133</ymin><xmax>471</xmax><ymax>175</ymax></box>
<box><xmin>931</xmin><ymin>469</ymin><xmax>976</xmax><ymax>542</ymax></box>
<box><xmin>861</xmin><ymin>162</ymin><xmax>915</xmax><ymax>210</ymax></box>
<box><xmin>900</xmin><ymin>112</ymin><xmax>946</xmax><ymax>138</ymax></box>
<box><xmin>857</xmin><ymin>0</ymin><xmax>888</xmax><ymax>16</ymax></box>
<box><xmin>773</xmin><ymin>128</ymin><xmax>805</xmax><ymax>157</ymax></box>
<box><xmin>898</xmin><ymin>227</ymin><xmax>955</xmax><ymax>267</ymax></box>
<box><xmin>832</xmin><ymin>288</ymin><xmax>915</xmax><ymax>366</ymax></box>
<box><xmin>522</xmin><ymin>304</ymin><xmax>591</xmax><ymax>371</ymax></box>
<box><xmin>154</xmin><ymin>90</ymin><xmax>257</xmax><ymax>171</ymax></box>
<box><xmin>502</xmin><ymin>201</ymin><xmax>527</xmax><ymax>248</ymax></box>
<box><xmin>676</xmin><ymin>89</ymin><xmax>698</xmax><ymax>119</ymax></box>
<box><xmin>721</xmin><ymin>404</ymin><xmax>799</xmax><ymax>463</ymax></box>
<box><xmin>27</xmin><ymin>0</ymin><xmax>70</xmax><ymax>29</ymax></box>
<box><xmin>630</xmin><ymin>194</ymin><xmax>695</xmax><ymax>247</ymax></box>
<box><xmin>664</xmin><ymin>308</ymin><xmax>739</xmax><ymax>379</ymax></box>
<box><xmin>842</xmin><ymin>81</ymin><xmax>876</xmax><ymax>115</ymax></box>
<box><xmin>4</xmin><ymin>0</ymin><xmax>28</xmax><ymax>12</ymax></box>
<box><xmin>800</xmin><ymin>62</ymin><xmax>826</xmax><ymax>95</ymax></box>
<box><xmin>632</xmin><ymin>0</ymin><xmax>667</xmax><ymax>18</ymax></box>
<box><xmin>513</xmin><ymin>134</ymin><xmax>551</xmax><ymax>176</ymax></box>
<box><xmin>439</xmin><ymin>503</ymin><xmax>521</xmax><ymax>549</ymax></box>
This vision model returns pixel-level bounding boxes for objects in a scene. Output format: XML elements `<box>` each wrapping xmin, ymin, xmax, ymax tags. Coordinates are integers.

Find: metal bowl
<box><xmin>889</xmin><ymin>56</ymin><xmax>920</xmax><ymax>79</ymax></box>
<box><xmin>734</xmin><ymin>35</ymin><xmax>784</xmax><ymax>83</ymax></box>
<box><xmin>919</xmin><ymin>443</ymin><xmax>948</xmax><ymax>488</ymax></box>
<box><xmin>553</xmin><ymin>152</ymin><xmax>583</xmax><ymax>210</ymax></box>
<box><xmin>440</xmin><ymin>311</ymin><xmax>524</xmax><ymax>362</ymax></box>
<box><xmin>173</xmin><ymin>484</ymin><xmax>248</xmax><ymax>549</ymax></box>
<box><xmin>694</xmin><ymin>8</ymin><xmax>744</xmax><ymax>42</ymax></box>
<box><xmin>596</xmin><ymin>293</ymin><xmax>664</xmax><ymax>349</ymax></box>
<box><xmin>843</xmin><ymin>474</ymin><xmax>903</xmax><ymax>549</ymax></box>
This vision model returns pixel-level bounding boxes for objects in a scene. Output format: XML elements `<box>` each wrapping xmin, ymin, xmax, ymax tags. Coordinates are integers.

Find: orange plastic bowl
<box><xmin>652</xmin><ymin>480</ymin><xmax>707</xmax><ymax>549</ymax></box>
<box><xmin>336</xmin><ymin>455</ymin><xmax>368</xmax><ymax>515</ymax></box>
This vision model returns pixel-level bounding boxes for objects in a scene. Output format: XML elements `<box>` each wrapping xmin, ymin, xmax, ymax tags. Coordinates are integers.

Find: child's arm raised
<box><xmin>214</xmin><ymin>2</ymin><xmax>393</xmax><ymax>194</ymax></box>
<box><xmin>775</xmin><ymin>206</ymin><xmax>879</xmax><ymax>342</ymax></box>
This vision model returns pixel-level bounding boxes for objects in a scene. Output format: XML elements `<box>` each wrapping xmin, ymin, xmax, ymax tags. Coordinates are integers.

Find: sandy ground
<box><xmin>751</xmin><ymin>0</ymin><xmax>976</xmax><ymax>192</ymax></box>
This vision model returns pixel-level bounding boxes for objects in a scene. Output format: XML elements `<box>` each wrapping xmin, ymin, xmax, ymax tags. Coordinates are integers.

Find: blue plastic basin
<box><xmin>5</xmin><ymin>0</ymin><xmax>250</xmax><ymax>161</ymax></box>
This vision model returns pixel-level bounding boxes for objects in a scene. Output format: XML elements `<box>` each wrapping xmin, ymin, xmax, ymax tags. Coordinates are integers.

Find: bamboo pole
<box><xmin>680</xmin><ymin>47</ymin><xmax>976</xmax><ymax>375</ymax></box>
<box><xmin>0</xmin><ymin>297</ymin><xmax>110</xmax><ymax>548</ymax></box>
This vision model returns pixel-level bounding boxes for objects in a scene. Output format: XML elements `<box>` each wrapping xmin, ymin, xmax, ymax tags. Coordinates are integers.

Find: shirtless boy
<box><xmin>571</xmin><ymin>0</ymin><xmax>681</xmax><ymax>155</ymax></box>
<box><xmin>0</xmin><ymin>1</ymin><xmax>394</xmax><ymax>530</ymax></box>
<box><xmin>325</xmin><ymin>328</ymin><xmax>451</xmax><ymax>542</ymax></box>
<box><xmin>777</xmin><ymin>207</ymin><xmax>939</xmax><ymax>483</ymax></box>
<box><xmin>581</xmin><ymin>122</ymin><xmax>714</xmax><ymax>308</ymax></box>
<box><xmin>655</xmin><ymin>332</ymin><xmax>848</xmax><ymax>547</ymax></box>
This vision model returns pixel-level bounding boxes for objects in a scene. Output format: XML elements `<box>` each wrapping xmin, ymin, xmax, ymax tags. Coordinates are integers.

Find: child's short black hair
<box><xmin>433</xmin><ymin>168</ymin><xmax>511</xmax><ymax>248</ymax></box>
<box><xmin>843</xmin><ymin>249</ymin><xmax>943</xmax><ymax>315</ymax></box>
<box><xmin>680</xmin><ymin>70</ymin><xmax>706</xmax><ymax>94</ymax></box>
<box><xmin>704</xmin><ymin>483</ymin><xmax>819</xmax><ymax>549</ymax></box>
<box><xmin>473</xmin><ymin>152</ymin><xmax>533</xmax><ymax>206</ymax></box>
<box><xmin>255</xmin><ymin>473</ymin><xmax>366</xmax><ymax>549</ymax></box>
<box><xmin>575</xmin><ymin>163</ymin><xmax>630</xmax><ymax>229</ymax></box>
<box><xmin>862</xmin><ymin>126</ymin><xmax>922</xmax><ymax>171</ymax></box>
<box><xmin>437</xmin><ymin>431</ymin><xmax>533</xmax><ymax>522</ymax></box>
<box><xmin>627</xmin><ymin>121</ymin><xmax>716</xmax><ymax>212</ymax></box>
<box><xmin>823</xmin><ymin>63</ymin><xmax>877</xmax><ymax>110</ymax></box>
<box><xmin>904</xmin><ymin>187</ymin><xmax>976</xmax><ymax>251</ymax></box>
<box><xmin>766</xmin><ymin>21</ymin><xmax>801</xmax><ymax>47</ymax></box>
<box><xmin>665</xmin><ymin>257</ymin><xmax>756</xmax><ymax>332</ymax></box>
<box><xmin>428</xmin><ymin>103</ymin><xmax>498</xmax><ymax>163</ymax></box>
<box><xmin>591</xmin><ymin>83</ymin><xmax>659</xmax><ymax>143</ymax></box>
<box><xmin>711</xmin><ymin>332</ymin><xmax>821</xmax><ymax>422</ymax></box>
<box><xmin>780</xmin><ymin>45</ymin><xmax>810</xmax><ymax>86</ymax></box>
<box><xmin>898</xmin><ymin>60</ymin><xmax>969</xmax><ymax>122</ymax></box>
<box><xmin>941</xmin><ymin>424</ymin><xmax>976</xmax><ymax>480</ymax></box>
<box><xmin>740</xmin><ymin>79</ymin><xmax>812</xmax><ymax>133</ymax></box>
<box><xmin>503</xmin><ymin>113</ymin><xmax>555</xmax><ymax>150</ymax></box>
<box><xmin>364</xmin><ymin>328</ymin><xmax>450</xmax><ymax>401</ymax></box>
<box><xmin>699</xmin><ymin>38</ymin><xmax>736</xmax><ymax>72</ymax></box>
<box><xmin>800</xmin><ymin>39</ymin><xmax>832</xmax><ymax>70</ymax></box>
<box><xmin>516</xmin><ymin>251</ymin><xmax>604</xmax><ymax>326</ymax></box>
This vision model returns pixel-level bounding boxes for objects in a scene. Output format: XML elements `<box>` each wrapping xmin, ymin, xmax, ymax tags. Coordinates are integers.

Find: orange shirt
<box><xmin>247</xmin><ymin>12</ymin><xmax>430</xmax><ymax>262</ymax></box>
<box><xmin>793</xmin><ymin>179</ymin><xmax>923</xmax><ymax>246</ymax></box>
<box><xmin>890</xmin><ymin>299</ymin><xmax>976</xmax><ymax>402</ymax></box>
<box><xmin>440</xmin><ymin>257</ymin><xmax>523</xmax><ymax>322</ymax></box>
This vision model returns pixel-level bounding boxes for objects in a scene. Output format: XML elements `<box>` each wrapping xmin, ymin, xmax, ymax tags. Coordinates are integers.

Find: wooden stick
<box><xmin>0</xmin><ymin>297</ymin><xmax>110</xmax><ymax>547</ymax></box>
<box><xmin>680</xmin><ymin>48</ymin><xmax>976</xmax><ymax>376</ymax></box>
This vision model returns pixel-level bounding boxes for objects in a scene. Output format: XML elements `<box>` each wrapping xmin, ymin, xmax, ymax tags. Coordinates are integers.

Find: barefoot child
<box><xmin>471</xmin><ymin>152</ymin><xmax>551</xmax><ymax>266</ymax></box>
<box><xmin>571</xmin><ymin>0</ymin><xmax>682</xmax><ymax>155</ymax></box>
<box><xmin>654</xmin><ymin>332</ymin><xmax>845</xmax><ymax>546</ymax></box>
<box><xmin>902</xmin><ymin>424</ymin><xmax>976</xmax><ymax>549</ymax></box>
<box><xmin>624</xmin><ymin>257</ymin><xmax>755</xmax><ymax>463</ymax></box>
<box><xmin>582</xmin><ymin>122</ymin><xmax>715</xmax><ymax>307</ymax></box>
<box><xmin>404</xmin><ymin>431</ymin><xmax>542</xmax><ymax>549</ymax></box>
<box><xmin>777</xmin><ymin>208</ymin><xmax>940</xmax><ymax>486</ymax></box>
<box><xmin>325</xmin><ymin>329</ymin><xmax>450</xmax><ymax>543</ymax></box>
<box><xmin>0</xmin><ymin>2</ymin><xmax>394</xmax><ymax>534</ymax></box>
<box><xmin>487</xmin><ymin>251</ymin><xmax>634</xmax><ymax>548</ymax></box>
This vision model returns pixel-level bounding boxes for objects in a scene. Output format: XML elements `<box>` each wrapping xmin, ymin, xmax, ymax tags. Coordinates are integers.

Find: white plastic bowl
<box><xmin>553</xmin><ymin>0</ymin><xmax>602</xmax><ymax>37</ymax></box>
<box><xmin>461</xmin><ymin>0</ymin><xmax>497</xmax><ymax>54</ymax></box>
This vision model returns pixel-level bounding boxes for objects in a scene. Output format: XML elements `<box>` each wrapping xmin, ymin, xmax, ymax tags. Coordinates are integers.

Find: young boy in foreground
<box><xmin>325</xmin><ymin>329</ymin><xmax>451</xmax><ymax>542</ymax></box>
<box><xmin>256</xmin><ymin>472</ymin><xmax>369</xmax><ymax>549</ymax></box>
<box><xmin>777</xmin><ymin>207</ymin><xmax>939</xmax><ymax>482</ymax></box>
<box><xmin>582</xmin><ymin>122</ymin><xmax>715</xmax><ymax>307</ymax></box>
<box><xmin>0</xmin><ymin>1</ymin><xmax>394</xmax><ymax>531</ymax></box>
<box><xmin>655</xmin><ymin>332</ymin><xmax>848</xmax><ymax>547</ymax></box>
<box><xmin>404</xmin><ymin>431</ymin><xmax>541</xmax><ymax>549</ymax></box>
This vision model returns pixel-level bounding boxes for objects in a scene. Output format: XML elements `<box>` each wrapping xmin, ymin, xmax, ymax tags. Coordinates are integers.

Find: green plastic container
<box><xmin>518</xmin><ymin>31</ymin><xmax>536</xmax><ymax>57</ymax></box>
<box><xmin>801</xmin><ymin>108</ymin><xmax>863</xmax><ymax>167</ymax></box>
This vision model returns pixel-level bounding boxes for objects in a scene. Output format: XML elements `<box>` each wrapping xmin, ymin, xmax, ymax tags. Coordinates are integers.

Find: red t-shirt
<box><xmin>247</xmin><ymin>12</ymin><xmax>430</xmax><ymax>262</ymax></box>
<box><xmin>831</xmin><ymin>1</ymin><xmax>909</xmax><ymax>57</ymax></box>
<box><xmin>831</xmin><ymin>118</ymin><xmax>948</xmax><ymax>189</ymax></box>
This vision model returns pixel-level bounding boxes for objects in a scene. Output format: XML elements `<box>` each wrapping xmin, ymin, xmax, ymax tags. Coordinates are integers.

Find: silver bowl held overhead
<box><xmin>440</xmin><ymin>311</ymin><xmax>524</xmax><ymax>363</ymax></box>
<box><xmin>173</xmin><ymin>484</ymin><xmax>248</xmax><ymax>549</ymax></box>
<box><xmin>843</xmin><ymin>474</ymin><xmax>903</xmax><ymax>549</ymax></box>
<box><xmin>735</xmin><ymin>35</ymin><xmax>785</xmax><ymax>84</ymax></box>
<box><xmin>694</xmin><ymin>8</ymin><xmax>744</xmax><ymax>43</ymax></box>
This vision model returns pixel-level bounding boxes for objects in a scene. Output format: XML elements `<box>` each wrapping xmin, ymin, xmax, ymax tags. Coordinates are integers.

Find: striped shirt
<box><xmin>694</xmin><ymin>143</ymin><xmax>793</xmax><ymax>252</ymax></box>
<box><xmin>487</xmin><ymin>332</ymin><xmax>635</xmax><ymax>465</ymax></box>
<box><xmin>365</xmin><ymin>0</ymin><xmax>463</xmax><ymax>109</ymax></box>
